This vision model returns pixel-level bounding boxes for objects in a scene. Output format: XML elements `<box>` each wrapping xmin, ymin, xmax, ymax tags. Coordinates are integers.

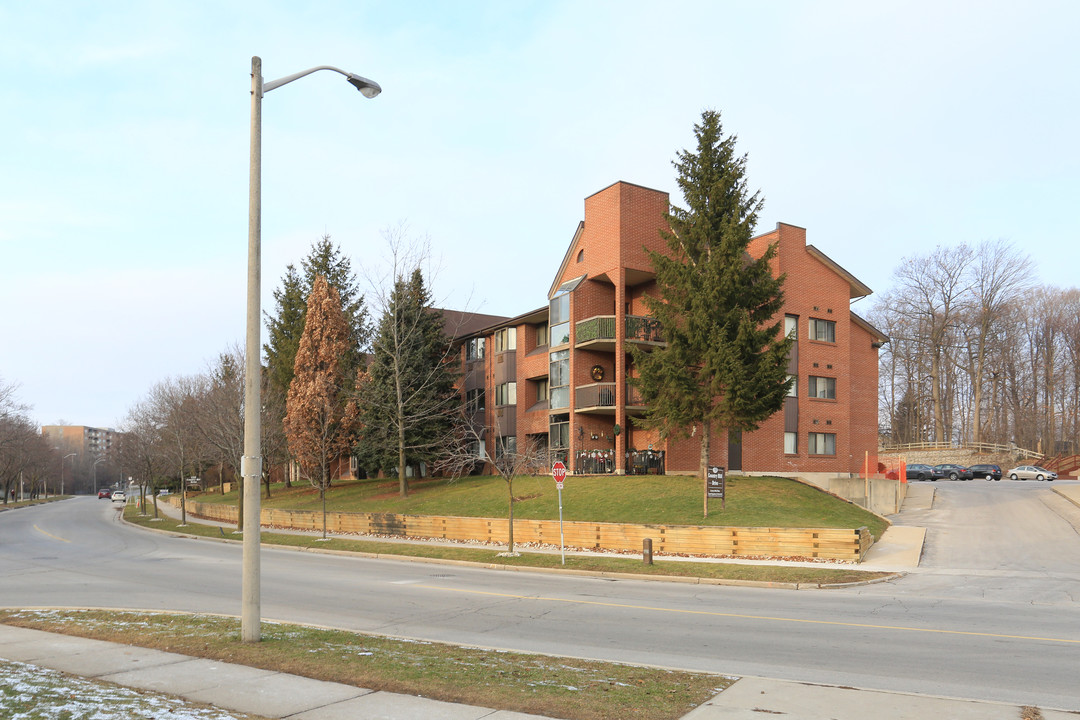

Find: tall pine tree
<box><xmin>354</xmin><ymin>268</ymin><xmax>459</xmax><ymax>497</ymax></box>
<box><xmin>631</xmin><ymin>110</ymin><xmax>792</xmax><ymax>487</ymax></box>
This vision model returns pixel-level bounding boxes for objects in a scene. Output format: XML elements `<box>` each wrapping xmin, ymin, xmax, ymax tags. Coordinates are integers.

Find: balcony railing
<box><xmin>575</xmin><ymin>382</ymin><xmax>645</xmax><ymax>413</ymax></box>
<box><xmin>576</xmin><ymin>382</ymin><xmax>616</xmax><ymax>409</ymax></box>
<box><xmin>627</xmin><ymin>449</ymin><xmax>665</xmax><ymax>475</ymax></box>
<box><xmin>574</xmin><ymin>315</ymin><xmax>665</xmax><ymax>348</ymax></box>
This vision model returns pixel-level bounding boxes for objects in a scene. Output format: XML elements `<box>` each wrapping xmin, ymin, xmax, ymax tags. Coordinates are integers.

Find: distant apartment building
<box><xmin>41</xmin><ymin>425</ymin><xmax>118</xmax><ymax>461</ymax></box>
<box><xmin>454</xmin><ymin>181</ymin><xmax>886</xmax><ymax>480</ymax></box>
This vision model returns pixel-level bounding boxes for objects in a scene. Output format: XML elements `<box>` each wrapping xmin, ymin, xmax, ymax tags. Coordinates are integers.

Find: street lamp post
<box><xmin>61</xmin><ymin>453</ymin><xmax>76</xmax><ymax>496</ymax></box>
<box><xmin>91</xmin><ymin>456</ymin><xmax>106</xmax><ymax>495</ymax></box>
<box><xmin>242</xmin><ymin>56</ymin><xmax>380</xmax><ymax>643</ymax></box>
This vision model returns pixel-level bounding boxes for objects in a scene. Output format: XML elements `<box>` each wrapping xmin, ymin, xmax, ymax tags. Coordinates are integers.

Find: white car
<box><xmin>1006</xmin><ymin>465</ymin><xmax>1056</xmax><ymax>481</ymax></box>
<box><xmin>111</xmin><ymin>491</ymin><xmax>126</xmax><ymax>503</ymax></box>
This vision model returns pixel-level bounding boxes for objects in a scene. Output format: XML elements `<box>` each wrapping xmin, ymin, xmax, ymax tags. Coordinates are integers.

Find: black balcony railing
<box><xmin>627</xmin><ymin>449</ymin><xmax>665</xmax><ymax>475</ymax></box>
<box><xmin>575</xmin><ymin>449</ymin><xmax>616</xmax><ymax>474</ymax></box>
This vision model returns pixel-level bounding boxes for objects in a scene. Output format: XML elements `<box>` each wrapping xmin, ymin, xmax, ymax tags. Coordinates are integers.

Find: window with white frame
<box><xmin>784</xmin><ymin>431</ymin><xmax>798</xmax><ymax>454</ymax></box>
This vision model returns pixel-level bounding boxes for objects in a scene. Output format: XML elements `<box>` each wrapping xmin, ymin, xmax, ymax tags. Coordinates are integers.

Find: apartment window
<box><xmin>536</xmin><ymin>379</ymin><xmax>549</xmax><ymax>403</ymax></box>
<box><xmin>549</xmin><ymin>413</ymin><xmax>570</xmax><ymax>451</ymax></box>
<box><xmin>809</xmin><ymin>318</ymin><xmax>836</xmax><ymax>343</ymax></box>
<box><xmin>808</xmin><ymin>432</ymin><xmax>836</xmax><ymax>456</ymax></box>
<box><xmin>496</xmin><ymin>436</ymin><xmax>517</xmax><ymax>459</ymax></box>
<box><xmin>808</xmin><ymin>376</ymin><xmax>836</xmax><ymax>399</ymax></box>
<box><xmin>466</xmin><ymin>337</ymin><xmax>485</xmax><ymax>361</ymax></box>
<box><xmin>467</xmin><ymin>439</ymin><xmax>488</xmax><ymax>460</ymax></box>
<box><xmin>784</xmin><ymin>431</ymin><xmax>798</xmax><ymax>454</ymax></box>
<box><xmin>466</xmin><ymin>388</ymin><xmax>485</xmax><ymax>413</ymax></box>
<box><xmin>549</xmin><ymin>293</ymin><xmax>570</xmax><ymax>347</ymax></box>
<box><xmin>494</xmin><ymin>327</ymin><xmax>516</xmax><ymax>353</ymax></box>
<box><xmin>786</xmin><ymin>375</ymin><xmax>797</xmax><ymax>397</ymax></box>
<box><xmin>784</xmin><ymin>315</ymin><xmax>798</xmax><ymax>338</ymax></box>
<box><xmin>549</xmin><ymin>349</ymin><xmax>569</xmax><ymax>409</ymax></box>
<box><xmin>536</xmin><ymin>323</ymin><xmax>548</xmax><ymax>348</ymax></box>
<box><xmin>494</xmin><ymin>382</ymin><xmax>517</xmax><ymax>406</ymax></box>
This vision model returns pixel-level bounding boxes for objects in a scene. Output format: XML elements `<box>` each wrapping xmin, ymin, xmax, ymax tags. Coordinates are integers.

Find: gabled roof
<box><xmin>548</xmin><ymin>221</ymin><xmax>585</xmax><ymax>300</ymax></box>
<box><xmin>806</xmin><ymin>244</ymin><xmax>873</xmax><ymax>299</ymax></box>
<box><xmin>851</xmin><ymin>311</ymin><xmax>889</xmax><ymax>345</ymax></box>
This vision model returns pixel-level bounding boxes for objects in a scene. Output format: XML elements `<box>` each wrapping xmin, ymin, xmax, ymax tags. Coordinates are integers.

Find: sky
<box><xmin>2</xmin><ymin>0</ymin><xmax>1078</xmax><ymax>430</ymax></box>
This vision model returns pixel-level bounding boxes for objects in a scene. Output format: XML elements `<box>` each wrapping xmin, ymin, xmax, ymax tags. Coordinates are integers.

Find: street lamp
<box><xmin>242</xmin><ymin>56</ymin><xmax>380</xmax><ymax>643</ymax></box>
<box><xmin>61</xmin><ymin>453</ymin><xmax>76</xmax><ymax>498</ymax></box>
<box><xmin>91</xmin><ymin>456</ymin><xmax>106</xmax><ymax>495</ymax></box>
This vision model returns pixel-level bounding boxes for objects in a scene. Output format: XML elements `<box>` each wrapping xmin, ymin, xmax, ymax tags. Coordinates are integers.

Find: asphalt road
<box><xmin>2</xmin><ymin>483</ymin><xmax>1079</xmax><ymax>711</ymax></box>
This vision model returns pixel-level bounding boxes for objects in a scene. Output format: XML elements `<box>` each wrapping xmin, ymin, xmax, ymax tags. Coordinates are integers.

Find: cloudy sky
<box><xmin>2</xmin><ymin>0</ymin><xmax>1077</xmax><ymax>429</ymax></box>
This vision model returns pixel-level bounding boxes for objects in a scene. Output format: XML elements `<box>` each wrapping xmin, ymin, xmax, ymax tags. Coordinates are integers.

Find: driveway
<box><xmin>862</xmin><ymin>480</ymin><xmax>1080</xmax><ymax>604</ymax></box>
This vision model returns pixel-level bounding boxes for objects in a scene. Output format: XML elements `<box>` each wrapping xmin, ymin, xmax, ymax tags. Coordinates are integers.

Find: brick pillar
<box><xmin>615</xmin><ymin>267</ymin><xmax>627</xmax><ymax>474</ymax></box>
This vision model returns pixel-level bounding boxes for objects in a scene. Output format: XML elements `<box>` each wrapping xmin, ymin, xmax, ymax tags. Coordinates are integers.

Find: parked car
<box><xmin>111</xmin><ymin>490</ymin><xmax>126</xmax><ymax>503</ymax></box>
<box><xmin>1006</xmin><ymin>465</ymin><xmax>1057</xmax><ymax>481</ymax></box>
<box><xmin>97</xmin><ymin>489</ymin><xmax>112</xmax><ymax>499</ymax></box>
<box><xmin>932</xmin><ymin>463</ymin><xmax>973</xmax><ymax>481</ymax></box>
<box><xmin>969</xmin><ymin>464</ymin><xmax>1002</xmax><ymax>481</ymax></box>
<box><xmin>905</xmin><ymin>463</ymin><xmax>934</xmax><ymax>481</ymax></box>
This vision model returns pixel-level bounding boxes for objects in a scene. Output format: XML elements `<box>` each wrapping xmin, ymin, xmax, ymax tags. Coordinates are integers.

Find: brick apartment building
<box><xmin>455</xmin><ymin>181</ymin><xmax>886</xmax><ymax>479</ymax></box>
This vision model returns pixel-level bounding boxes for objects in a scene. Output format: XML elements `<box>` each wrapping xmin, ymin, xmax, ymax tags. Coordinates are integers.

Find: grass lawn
<box><xmin>184</xmin><ymin>473</ymin><xmax>889</xmax><ymax>539</ymax></box>
<box><xmin>0</xmin><ymin>609</ymin><xmax>732</xmax><ymax>720</ymax></box>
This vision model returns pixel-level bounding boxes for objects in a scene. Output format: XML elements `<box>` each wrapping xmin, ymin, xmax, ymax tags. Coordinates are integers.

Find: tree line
<box><xmin>0</xmin><ymin>379</ymin><xmax>57</xmax><ymax>503</ymax></box>
<box><xmin>870</xmin><ymin>239</ymin><xmax>1080</xmax><ymax>457</ymax></box>
<box><xmin>114</xmin><ymin>233</ymin><xmax>469</xmax><ymax>520</ymax></box>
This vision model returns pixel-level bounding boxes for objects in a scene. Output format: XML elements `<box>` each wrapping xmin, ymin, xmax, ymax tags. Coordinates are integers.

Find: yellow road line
<box><xmin>417</xmin><ymin>585</ymin><xmax>1080</xmax><ymax>645</ymax></box>
<box><xmin>33</xmin><ymin>525</ymin><xmax>70</xmax><ymax>543</ymax></box>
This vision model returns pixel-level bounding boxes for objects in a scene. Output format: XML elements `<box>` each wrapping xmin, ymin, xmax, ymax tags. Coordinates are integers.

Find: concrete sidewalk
<box><xmin>3</xmin><ymin>624</ymin><xmax>1075</xmax><ymax>720</ymax></box>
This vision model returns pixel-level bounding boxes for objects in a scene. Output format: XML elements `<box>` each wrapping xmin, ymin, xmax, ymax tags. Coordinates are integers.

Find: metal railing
<box><xmin>574</xmin><ymin>315</ymin><xmax>665</xmax><ymax>345</ymax></box>
<box><xmin>575</xmin><ymin>450</ymin><xmax>616</xmax><ymax>474</ymax></box>
<box><xmin>879</xmin><ymin>441</ymin><xmax>1043</xmax><ymax>460</ymax></box>
<box><xmin>627</xmin><ymin>449</ymin><xmax>665</xmax><ymax>475</ymax></box>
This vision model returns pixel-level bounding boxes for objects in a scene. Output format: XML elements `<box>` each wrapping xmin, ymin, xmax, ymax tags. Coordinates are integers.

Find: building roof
<box><xmin>806</xmin><ymin>244</ymin><xmax>873</xmax><ymax>299</ymax></box>
<box><xmin>437</xmin><ymin>309</ymin><xmax>512</xmax><ymax>341</ymax></box>
<box><xmin>851</xmin><ymin>311</ymin><xmax>889</xmax><ymax>345</ymax></box>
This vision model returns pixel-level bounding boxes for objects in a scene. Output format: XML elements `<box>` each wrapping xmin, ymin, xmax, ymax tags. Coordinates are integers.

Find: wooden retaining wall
<box><xmin>171</xmin><ymin>498</ymin><xmax>870</xmax><ymax>562</ymax></box>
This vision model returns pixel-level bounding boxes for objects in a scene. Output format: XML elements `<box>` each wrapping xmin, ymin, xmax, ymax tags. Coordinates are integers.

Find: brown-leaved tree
<box><xmin>284</xmin><ymin>275</ymin><xmax>356</xmax><ymax>538</ymax></box>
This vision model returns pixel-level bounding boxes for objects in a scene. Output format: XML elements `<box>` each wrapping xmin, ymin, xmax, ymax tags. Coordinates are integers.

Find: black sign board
<box><xmin>706</xmin><ymin>465</ymin><xmax>725</xmax><ymax>499</ymax></box>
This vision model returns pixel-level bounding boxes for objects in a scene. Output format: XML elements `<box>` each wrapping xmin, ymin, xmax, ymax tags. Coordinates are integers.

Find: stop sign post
<box><xmin>552</xmin><ymin>461</ymin><xmax>566</xmax><ymax>564</ymax></box>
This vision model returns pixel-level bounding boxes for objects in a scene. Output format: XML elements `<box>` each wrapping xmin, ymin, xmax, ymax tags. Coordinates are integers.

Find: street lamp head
<box><xmin>346</xmin><ymin>73</ymin><xmax>382</xmax><ymax>98</ymax></box>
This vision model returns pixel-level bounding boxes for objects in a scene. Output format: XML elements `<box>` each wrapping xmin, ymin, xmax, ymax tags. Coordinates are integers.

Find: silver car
<box><xmin>1005</xmin><ymin>465</ymin><xmax>1056</xmax><ymax>481</ymax></box>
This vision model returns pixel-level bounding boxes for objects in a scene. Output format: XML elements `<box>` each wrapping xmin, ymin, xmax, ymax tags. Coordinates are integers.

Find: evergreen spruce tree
<box><xmin>264</xmin><ymin>264</ymin><xmax>306</xmax><ymax>397</ymax></box>
<box><xmin>631</xmin><ymin>110</ymin><xmax>793</xmax><ymax>487</ymax></box>
<box><xmin>354</xmin><ymin>268</ymin><xmax>460</xmax><ymax>497</ymax></box>
<box><xmin>264</xmin><ymin>234</ymin><xmax>369</xmax><ymax>400</ymax></box>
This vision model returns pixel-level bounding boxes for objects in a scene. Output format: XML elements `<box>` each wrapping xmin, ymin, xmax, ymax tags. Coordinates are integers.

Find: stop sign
<box><xmin>552</xmin><ymin>461</ymin><xmax>567</xmax><ymax>483</ymax></box>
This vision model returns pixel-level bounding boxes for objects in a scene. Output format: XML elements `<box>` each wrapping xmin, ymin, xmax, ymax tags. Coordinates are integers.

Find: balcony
<box><xmin>574</xmin><ymin>315</ymin><xmax>665</xmax><ymax>352</ymax></box>
<box><xmin>575</xmin><ymin>382</ymin><xmax>648</xmax><ymax>415</ymax></box>
<box><xmin>575</xmin><ymin>382</ymin><xmax>616</xmax><ymax>414</ymax></box>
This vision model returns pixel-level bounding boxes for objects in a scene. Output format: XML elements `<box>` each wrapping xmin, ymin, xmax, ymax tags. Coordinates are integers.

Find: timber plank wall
<box><xmin>170</xmin><ymin>499</ymin><xmax>871</xmax><ymax>562</ymax></box>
